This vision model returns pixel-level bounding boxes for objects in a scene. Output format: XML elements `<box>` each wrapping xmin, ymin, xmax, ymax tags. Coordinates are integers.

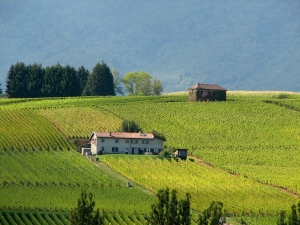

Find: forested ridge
<box><xmin>1</xmin><ymin>0</ymin><xmax>300</xmax><ymax>93</ymax></box>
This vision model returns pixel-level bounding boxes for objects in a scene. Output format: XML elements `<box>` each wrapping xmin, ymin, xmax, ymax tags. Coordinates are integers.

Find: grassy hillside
<box><xmin>1</xmin><ymin>92</ymin><xmax>300</xmax><ymax>223</ymax></box>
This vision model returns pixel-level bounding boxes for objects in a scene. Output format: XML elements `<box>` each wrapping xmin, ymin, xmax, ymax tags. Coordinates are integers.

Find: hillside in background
<box><xmin>1</xmin><ymin>0</ymin><xmax>300</xmax><ymax>93</ymax></box>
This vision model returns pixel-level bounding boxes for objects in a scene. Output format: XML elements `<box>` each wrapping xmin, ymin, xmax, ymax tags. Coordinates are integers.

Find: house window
<box><xmin>130</xmin><ymin>140</ymin><xmax>138</xmax><ymax>144</ymax></box>
<box><xmin>101</xmin><ymin>147</ymin><xmax>104</xmax><ymax>151</ymax></box>
<box><xmin>101</xmin><ymin>139</ymin><xmax>105</xmax><ymax>143</ymax></box>
<box><xmin>142</xmin><ymin>140</ymin><xmax>149</xmax><ymax>144</ymax></box>
<box><xmin>112</xmin><ymin>147</ymin><xmax>118</xmax><ymax>152</ymax></box>
<box><xmin>115</xmin><ymin>139</ymin><xmax>119</xmax><ymax>143</ymax></box>
<box><xmin>125</xmin><ymin>139</ymin><xmax>129</xmax><ymax>143</ymax></box>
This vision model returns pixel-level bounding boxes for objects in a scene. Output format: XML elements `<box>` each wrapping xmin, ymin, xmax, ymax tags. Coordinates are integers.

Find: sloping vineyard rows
<box><xmin>0</xmin><ymin>209</ymin><xmax>201</xmax><ymax>225</ymax></box>
<box><xmin>196</xmin><ymin>148</ymin><xmax>300</xmax><ymax>194</ymax></box>
<box><xmin>20</xmin><ymin>97</ymin><xmax>300</xmax><ymax>198</ymax></box>
<box><xmin>227</xmin><ymin>91</ymin><xmax>300</xmax><ymax>100</ymax></box>
<box><xmin>0</xmin><ymin>185</ymin><xmax>154</xmax><ymax>213</ymax></box>
<box><xmin>0</xmin><ymin>209</ymin><xmax>278</xmax><ymax>225</ymax></box>
<box><xmin>0</xmin><ymin>148</ymin><xmax>155</xmax><ymax>212</ymax></box>
<box><xmin>99</xmin><ymin>101</ymin><xmax>300</xmax><ymax>149</ymax></box>
<box><xmin>0</xmin><ymin>109</ymin><xmax>72</xmax><ymax>149</ymax></box>
<box><xmin>0</xmin><ymin>148</ymin><xmax>119</xmax><ymax>186</ymax></box>
<box><xmin>98</xmin><ymin>100</ymin><xmax>300</xmax><ymax>195</ymax></box>
<box><xmin>0</xmin><ymin>95</ymin><xmax>187</xmax><ymax>109</ymax></box>
<box><xmin>38</xmin><ymin>107</ymin><xmax>122</xmax><ymax>138</ymax></box>
<box><xmin>265</xmin><ymin>99</ymin><xmax>300</xmax><ymax>112</ymax></box>
<box><xmin>102</xmin><ymin>157</ymin><xmax>296</xmax><ymax>216</ymax></box>
<box><xmin>0</xmin><ymin>98</ymin><xmax>39</xmax><ymax>106</ymax></box>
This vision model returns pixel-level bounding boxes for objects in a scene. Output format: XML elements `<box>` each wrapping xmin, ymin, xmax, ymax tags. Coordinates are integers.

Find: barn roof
<box><xmin>89</xmin><ymin>132</ymin><xmax>155</xmax><ymax>141</ymax></box>
<box><xmin>188</xmin><ymin>83</ymin><xmax>227</xmax><ymax>91</ymax></box>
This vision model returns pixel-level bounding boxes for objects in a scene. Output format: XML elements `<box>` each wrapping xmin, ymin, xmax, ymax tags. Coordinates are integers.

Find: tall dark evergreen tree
<box><xmin>149</xmin><ymin>187</ymin><xmax>191</xmax><ymax>225</ymax></box>
<box><xmin>179</xmin><ymin>192</ymin><xmax>191</xmax><ymax>225</ymax></box>
<box><xmin>42</xmin><ymin>63</ymin><xmax>63</xmax><ymax>97</ymax></box>
<box><xmin>198</xmin><ymin>201</ymin><xmax>225</xmax><ymax>225</ymax></box>
<box><xmin>277</xmin><ymin>210</ymin><xmax>288</xmax><ymax>225</ymax></box>
<box><xmin>27</xmin><ymin>63</ymin><xmax>44</xmax><ymax>98</ymax></box>
<box><xmin>71</xmin><ymin>190</ymin><xmax>103</xmax><ymax>225</ymax></box>
<box><xmin>77</xmin><ymin>66</ymin><xmax>89</xmax><ymax>95</ymax></box>
<box><xmin>5</xmin><ymin>62</ymin><xmax>29</xmax><ymax>97</ymax></box>
<box><xmin>6</xmin><ymin>64</ymin><xmax>17</xmax><ymax>97</ymax></box>
<box><xmin>83</xmin><ymin>61</ymin><xmax>115</xmax><ymax>96</ymax></box>
<box><xmin>289</xmin><ymin>204</ymin><xmax>299</xmax><ymax>225</ymax></box>
<box><xmin>277</xmin><ymin>201</ymin><xmax>300</xmax><ymax>225</ymax></box>
<box><xmin>61</xmin><ymin>65</ymin><xmax>81</xmax><ymax>97</ymax></box>
<box><xmin>0</xmin><ymin>83</ymin><xmax>2</xmax><ymax>95</ymax></box>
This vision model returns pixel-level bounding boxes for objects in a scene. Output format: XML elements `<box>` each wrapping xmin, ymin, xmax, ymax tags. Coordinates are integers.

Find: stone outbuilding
<box><xmin>173</xmin><ymin>149</ymin><xmax>188</xmax><ymax>160</ymax></box>
<box><xmin>188</xmin><ymin>83</ymin><xmax>227</xmax><ymax>102</ymax></box>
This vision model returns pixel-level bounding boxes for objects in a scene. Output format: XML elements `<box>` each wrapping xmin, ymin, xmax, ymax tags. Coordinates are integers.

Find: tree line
<box><xmin>72</xmin><ymin>187</ymin><xmax>300</xmax><ymax>225</ymax></box>
<box><xmin>72</xmin><ymin>188</ymin><xmax>226</xmax><ymax>225</ymax></box>
<box><xmin>4</xmin><ymin>62</ymin><xmax>163</xmax><ymax>98</ymax></box>
<box><xmin>277</xmin><ymin>202</ymin><xmax>300</xmax><ymax>225</ymax></box>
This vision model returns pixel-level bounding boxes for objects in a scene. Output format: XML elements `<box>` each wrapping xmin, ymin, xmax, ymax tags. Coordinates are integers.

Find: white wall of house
<box><xmin>90</xmin><ymin>136</ymin><xmax>163</xmax><ymax>155</ymax></box>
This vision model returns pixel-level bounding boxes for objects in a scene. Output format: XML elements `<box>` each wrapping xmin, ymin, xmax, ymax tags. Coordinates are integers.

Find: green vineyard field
<box><xmin>0</xmin><ymin>209</ymin><xmax>155</xmax><ymax>225</ymax></box>
<box><xmin>38</xmin><ymin>107</ymin><xmax>122</xmax><ymax>139</ymax></box>
<box><xmin>101</xmin><ymin>156</ymin><xmax>296</xmax><ymax>216</ymax></box>
<box><xmin>0</xmin><ymin>148</ymin><xmax>155</xmax><ymax>212</ymax></box>
<box><xmin>1</xmin><ymin>91</ymin><xmax>300</xmax><ymax>224</ymax></box>
<box><xmin>0</xmin><ymin>109</ymin><xmax>72</xmax><ymax>150</ymax></box>
<box><xmin>0</xmin><ymin>209</ymin><xmax>280</xmax><ymax>225</ymax></box>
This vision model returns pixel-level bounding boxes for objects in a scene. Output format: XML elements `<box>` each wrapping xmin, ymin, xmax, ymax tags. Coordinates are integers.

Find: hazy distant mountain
<box><xmin>1</xmin><ymin>0</ymin><xmax>300</xmax><ymax>93</ymax></box>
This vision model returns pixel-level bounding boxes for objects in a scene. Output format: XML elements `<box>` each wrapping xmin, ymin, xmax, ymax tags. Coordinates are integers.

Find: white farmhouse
<box><xmin>88</xmin><ymin>131</ymin><xmax>164</xmax><ymax>155</ymax></box>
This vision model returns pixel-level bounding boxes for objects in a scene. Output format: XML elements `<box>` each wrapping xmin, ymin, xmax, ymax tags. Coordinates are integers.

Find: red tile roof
<box><xmin>188</xmin><ymin>83</ymin><xmax>227</xmax><ymax>91</ymax></box>
<box><xmin>90</xmin><ymin>132</ymin><xmax>155</xmax><ymax>140</ymax></box>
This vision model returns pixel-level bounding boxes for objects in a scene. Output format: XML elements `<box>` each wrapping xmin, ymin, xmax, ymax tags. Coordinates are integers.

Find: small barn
<box><xmin>173</xmin><ymin>149</ymin><xmax>188</xmax><ymax>160</ymax></box>
<box><xmin>188</xmin><ymin>83</ymin><xmax>227</xmax><ymax>102</ymax></box>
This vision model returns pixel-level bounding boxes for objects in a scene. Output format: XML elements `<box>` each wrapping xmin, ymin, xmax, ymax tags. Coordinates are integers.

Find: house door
<box><xmin>131</xmin><ymin>148</ymin><xmax>134</xmax><ymax>154</ymax></box>
<box><xmin>138</xmin><ymin>148</ymin><xmax>143</xmax><ymax>154</ymax></box>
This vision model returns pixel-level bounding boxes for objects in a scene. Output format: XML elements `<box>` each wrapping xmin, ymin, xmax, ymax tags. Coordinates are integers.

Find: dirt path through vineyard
<box><xmin>87</xmin><ymin>156</ymin><xmax>155</xmax><ymax>196</ymax></box>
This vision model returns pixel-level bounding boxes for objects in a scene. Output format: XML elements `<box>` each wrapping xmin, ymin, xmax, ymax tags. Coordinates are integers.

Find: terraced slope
<box><xmin>0</xmin><ymin>109</ymin><xmax>72</xmax><ymax>149</ymax></box>
<box><xmin>1</xmin><ymin>92</ymin><xmax>300</xmax><ymax>220</ymax></box>
<box><xmin>0</xmin><ymin>148</ymin><xmax>155</xmax><ymax>212</ymax></box>
<box><xmin>38</xmin><ymin>107</ymin><xmax>122</xmax><ymax>139</ymax></box>
<box><xmin>102</xmin><ymin>156</ymin><xmax>296</xmax><ymax>215</ymax></box>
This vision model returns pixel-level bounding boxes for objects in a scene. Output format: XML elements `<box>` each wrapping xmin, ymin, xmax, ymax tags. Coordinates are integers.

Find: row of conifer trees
<box><xmin>5</xmin><ymin>61</ymin><xmax>115</xmax><ymax>98</ymax></box>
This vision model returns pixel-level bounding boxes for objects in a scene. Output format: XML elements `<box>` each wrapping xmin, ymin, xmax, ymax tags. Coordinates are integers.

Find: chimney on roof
<box><xmin>109</xmin><ymin>131</ymin><xmax>112</xmax><ymax>136</ymax></box>
<box><xmin>198</xmin><ymin>83</ymin><xmax>200</xmax><ymax>88</ymax></box>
